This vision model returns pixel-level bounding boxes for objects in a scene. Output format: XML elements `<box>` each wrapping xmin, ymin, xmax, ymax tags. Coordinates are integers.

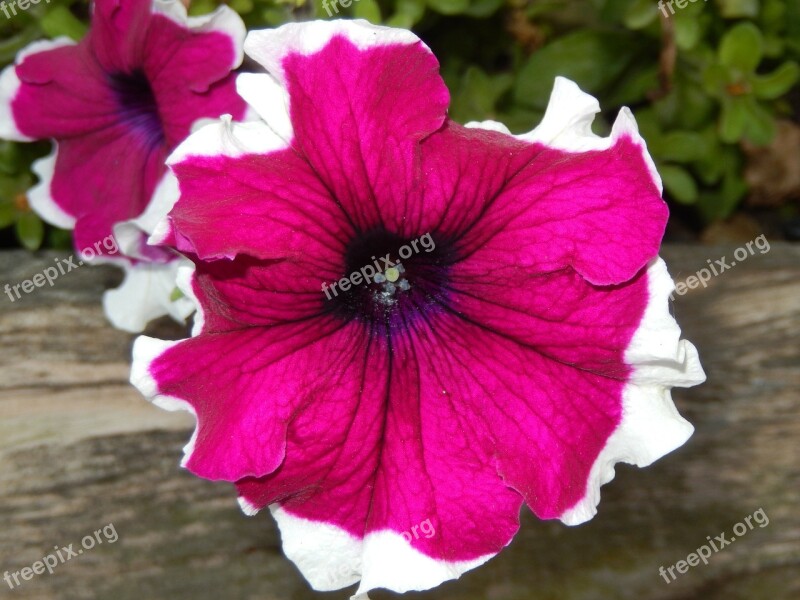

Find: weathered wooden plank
<box><xmin>0</xmin><ymin>245</ymin><xmax>798</xmax><ymax>600</ymax></box>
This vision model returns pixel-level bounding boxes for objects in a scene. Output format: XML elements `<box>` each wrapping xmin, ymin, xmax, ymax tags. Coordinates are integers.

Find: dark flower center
<box><xmin>109</xmin><ymin>70</ymin><xmax>164</xmax><ymax>148</ymax></box>
<box><xmin>326</xmin><ymin>229</ymin><xmax>454</xmax><ymax>334</ymax></box>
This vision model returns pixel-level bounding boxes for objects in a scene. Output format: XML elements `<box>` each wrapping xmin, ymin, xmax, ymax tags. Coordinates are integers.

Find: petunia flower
<box><xmin>0</xmin><ymin>0</ymin><xmax>249</xmax><ymax>331</ymax></box>
<box><xmin>130</xmin><ymin>20</ymin><xmax>705</xmax><ymax>598</ymax></box>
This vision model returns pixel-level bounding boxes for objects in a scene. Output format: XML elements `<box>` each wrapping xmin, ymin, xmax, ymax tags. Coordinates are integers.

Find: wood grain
<box><xmin>0</xmin><ymin>245</ymin><xmax>798</xmax><ymax>600</ymax></box>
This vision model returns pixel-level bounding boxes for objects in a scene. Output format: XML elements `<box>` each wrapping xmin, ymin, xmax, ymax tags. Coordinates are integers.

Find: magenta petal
<box><xmin>12</xmin><ymin>42</ymin><xmax>117</xmax><ymax>139</ymax></box>
<box><xmin>189</xmin><ymin>254</ymin><xmax>335</xmax><ymax>332</ymax></box>
<box><xmin>165</xmin><ymin>142</ymin><xmax>352</xmax><ymax>262</ymax></box>
<box><xmin>448</xmin><ymin>254</ymin><xmax>648</xmax><ymax>377</ymax></box>
<box><xmin>134</xmin><ymin>316</ymin><xmax>367</xmax><ymax>481</ymax></box>
<box><xmin>233</xmin><ymin>317</ymin><xmax>525</xmax><ymax>589</ymax></box>
<box><xmin>421</xmin><ymin>121</ymin><xmax>668</xmax><ymax>286</ymax></box>
<box><xmin>89</xmin><ymin>0</ymin><xmax>155</xmax><ymax>74</ymax></box>
<box><xmin>143</xmin><ymin>12</ymin><xmax>246</xmax><ymax>145</ymax></box>
<box><xmin>54</xmin><ymin>127</ymin><xmax>167</xmax><ymax>258</ymax></box>
<box><xmin>244</xmin><ymin>23</ymin><xmax>450</xmax><ymax>231</ymax></box>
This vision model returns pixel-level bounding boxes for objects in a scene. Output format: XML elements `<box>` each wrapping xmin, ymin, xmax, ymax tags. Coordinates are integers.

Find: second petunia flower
<box><xmin>0</xmin><ymin>0</ymin><xmax>249</xmax><ymax>331</ymax></box>
<box><xmin>131</xmin><ymin>20</ymin><xmax>705</xmax><ymax>598</ymax></box>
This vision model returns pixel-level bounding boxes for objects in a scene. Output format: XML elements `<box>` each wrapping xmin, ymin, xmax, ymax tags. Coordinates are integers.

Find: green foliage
<box><xmin>1</xmin><ymin>0</ymin><xmax>798</xmax><ymax>251</ymax></box>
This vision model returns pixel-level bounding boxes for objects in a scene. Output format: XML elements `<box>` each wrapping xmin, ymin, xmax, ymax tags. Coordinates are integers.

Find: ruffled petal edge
<box><xmin>559</xmin><ymin>257</ymin><xmax>705</xmax><ymax>525</ymax></box>
<box><xmin>104</xmin><ymin>259</ymin><xmax>195</xmax><ymax>333</ymax></box>
<box><xmin>253</xmin><ymin>505</ymin><xmax>497</xmax><ymax>597</ymax></box>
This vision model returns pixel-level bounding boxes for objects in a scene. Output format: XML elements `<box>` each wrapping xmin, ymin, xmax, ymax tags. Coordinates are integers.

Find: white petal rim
<box><xmin>266</xmin><ymin>506</ymin><xmax>495</xmax><ymax>596</ymax></box>
<box><xmin>103</xmin><ymin>261</ymin><xmax>194</xmax><ymax>333</ymax></box>
<box><xmin>151</xmin><ymin>116</ymin><xmax>289</xmax><ymax>246</ymax></box>
<box><xmin>130</xmin><ymin>335</ymin><xmax>199</xmax><ymax>466</ymax></box>
<box><xmin>235</xmin><ymin>72</ymin><xmax>293</xmax><ymax>142</ymax></box>
<box><xmin>243</xmin><ymin>20</ymin><xmax>423</xmax><ymax>87</ymax></box>
<box><xmin>153</xmin><ymin>0</ymin><xmax>246</xmax><ymax>69</ymax></box>
<box><xmin>0</xmin><ymin>37</ymin><xmax>76</xmax><ymax>141</ymax></box>
<box><xmin>175</xmin><ymin>261</ymin><xmax>204</xmax><ymax>337</ymax></box>
<box><xmin>559</xmin><ymin>257</ymin><xmax>705</xmax><ymax>525</ymax></box>
<box><xmin>28</xmin><ymin>143</ymin><xmax>76</xmax><ymax>229</ymax></box>
<box><xmin>115</xmin><ymin>171</ymin><xmax>181</xmax><ymax>260</ymax></box>
<box><xmin>520</xmin><ymin>76</ymin><xmax>662</xmax><ymax>193</ymax></box>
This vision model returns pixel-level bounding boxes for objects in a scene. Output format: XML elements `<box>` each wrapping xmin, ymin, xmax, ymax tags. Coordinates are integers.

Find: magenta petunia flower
<box><xmin>0</xmin><ymin>0</ymin><xmax>249</xmax><ymax>331</ymax></box>
<box><xmin>130</xmin><ymin>20</ymin><xmax>705</xmax><ymax>597</ymax></box>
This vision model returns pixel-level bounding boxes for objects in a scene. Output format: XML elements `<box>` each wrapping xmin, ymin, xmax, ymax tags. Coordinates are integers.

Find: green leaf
<box><xmin>464</xmin><ymin>0</ymin><xmax>504</xmax><ymax>18</ymax></box>
<box><xmin>604</xmin><ymin>65</ymin><xmax>659</xmax><ymax>106</ymax></box>
<box><xmin>515</xmin><ymin>31</ymin><xmax>641</xmax><ymax>110</ymax></box>
<box><xmin>261</xmin><ymin>7</ymin><xmax>291</xmax><ymax>25</ymax></box>
<box><xmin>0</xmin><ymin>202</ymin><xmax>14</xmax><ymax>229</ymax></box>
<box><xmin>15</xmin><ymin>212</ymin><xmax>44</xmax><ymax>251</ymax></box>
<box><xmin>656</xmin><ymin>131</ymin><xmax>710</xmax><ymax>163</ymax></box>
<box><xmin>719</xmin><ymin>22</ymin><xmax>763</xmax><ymax>73</ymax></box>
<box><xmin>674</xmin><ymin>16</ymin><xmax>702</xmax><ymax>51</ymax></box>
<box><xmin>741</xmin><ymin>96</ymin><xmax>776</xmax><ymax>145</ymax></box>
<box><xmin>703</xmin><ymin>63</ymin><xmax>731</xmax><ymax>95</ymax></box>
<box><xmin>717</xmin><ymin>0</ymin><xmax>760</xmax><ymax>19</ymax></box>
<box><xmin>752</xmin><ymin>61</ymin><xmax>800</xmax><ymax>99</ymax></box>
<box><xmin>0</xmin><ymin>26</ymin><xmax>42</xmax><ymax>64</ymax></box>
<box><xmin>623</xmin><ymin>0</ymin><xmax>658</xmax><ymax>30</ymax></box>
<box><xmin>189</xmin><ymin>0</ymin><xmax>218</xmax><ymax>16</ymax></box>
<box><xmin>660</xmin><ymin>164</ymin><xmax>698</xmax><ymax>204</ymax></box>
<box><xmin>386</xmin><ymin>0</ymin><xmax>425</xmax><ymax>26</ymax></box>
<box><xmin>449</xmin><ymin>66</ymin><xmax>513</xmax><ymax>123</ymax></box>
<box><xmin>630</xmin><ymin>108</ymin><xmax>660</xmax><ymax>141</ymax></box>
<box><xmin>427</xmin><ymin>0</ymin><xmax>469</xmax><ymax>15</ymax></box>
<box><xmin>719</xmin><ymin>97</ymin><xmax>748</xmax><ymax>143</ymax></box>
<box><xmin>354</xmin><ymin>0</ymin><xmax>382</xmax><ymax>22</ymax></box>
<box><xmin>696</xmin><ymin>158</ymin><xmax>748</xmax><ymax>221</ymax></box>
<box><xmin>229</xmin><ymin>0</ymin><xmax>254</xmax><ymax>14</ymax></box>
<box><xmin>0</xmin><ymin>141</ymin><xmax>19</xmax><ymax>175</ymax></box>
<box><xmin>40</xmin><ymin>6</ymin><xmax>88</xmax><ymax>41</ymax></box>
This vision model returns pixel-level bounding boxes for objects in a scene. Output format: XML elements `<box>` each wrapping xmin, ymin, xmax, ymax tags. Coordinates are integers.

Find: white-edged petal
<box><xmin>560</xmin><ymin>257</ymin><xmax>705</xmax><ymax>525</ymax></box>
<box><xmin>130</xmin><ymin>335</ymin><xmax>199</xmax><ymax>465</ymax></box>
<box><xmin>166</xmin><ymin>114</ymin><xmax>287</xmax><ymax>165</ymax></box>
<box><xmin>175</xmin><ymin>261</ymin><xmax>204</xmax><ymax>337</ymax></box>
<box><xmin>0</xmin><ymin>37</ymin><xmax>76</xmax><ymax>141</ymax></box>
<box><xmin>357</xmin><ymin>531</ymin><xmax>492</xmax><ymax>595</ymax></box>
<box><xmin>153</xmin><ymin>0</ymin><xmax>246</xmax><ymax>69</ymax></box>
<box><xmin>264</xmin><ymin>506</ymin><xmax>495</xmax><ymax>597</ymax></box>
<box><xmin>103</xmin><ymin>260</ymin><xmax>195</xmax><ymax>333</ymax></box>
<box><xmin>114</xmin><ymin>171</ymin><xmax>180</xmax><ymax>259</ymax></box>
<box><xmin>519</xmin><ymin>77</ymin><xmax>662</xmax><ymax>192</ymax></box>
<box><xmin>271</xmin><ymin>506</ymin><xmax>363</xmax><ymax>592</ymax></box>
<box><xmin>0</xmin><ymin>64</ymin><xmax>31</xmax><ymax>141</ymax></box>
<box><xmin>521</xmin><ymin>76</ymin><xmax>602</xmax><ymax>150</ymax></box>
<box><xmin>243</xmin><ymin>20</ymin><xmax>421</xmax><ymax>86</ymax></box>
<box><xmin>150</xmin><ymin>116</ymin><xmax>289</xmax><ymax>246</ymax></box>
<box><xmin>236</xmin><ymin>72</ymin><xmax>293</xmax><ymax>141</ymax></box>
<box><xmin>27</xmin><ymin>143</ymin><xmax>76</xmax><ymax>229</ymax></box>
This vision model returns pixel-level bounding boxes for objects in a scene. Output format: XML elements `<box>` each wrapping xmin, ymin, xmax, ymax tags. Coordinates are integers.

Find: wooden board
<box><xmin>1</xmin><ymin>245</ymin><xmax>798</xmax><ymax>600</ymax></box>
